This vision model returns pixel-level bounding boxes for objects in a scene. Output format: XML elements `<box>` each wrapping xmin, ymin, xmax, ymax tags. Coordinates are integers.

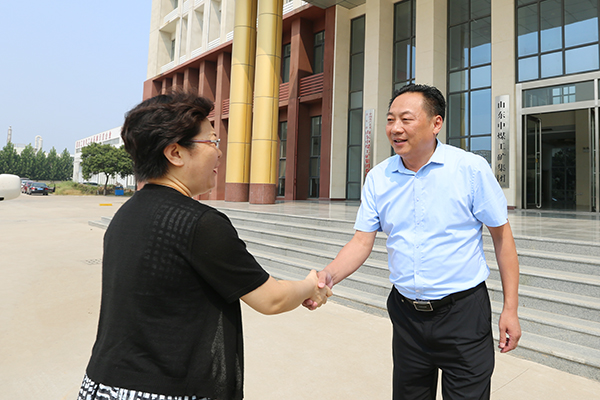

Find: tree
<box><xmin>18</xmin><ymin>144</ymin><xmax>36</xmax><ymax>178</ymax></box>
<box><xmin>81</xmin><ymin>143</ymin><xmax>133</xmax><ymax>195</ymax></box>
<box><xmin>32</xmin><ymin>148</ymin><xmax>48</xmax><ymax>180</ymax></box>
<box><xmin>0</xmin><ymin>143</ymin><xmax>19</xmax><ymax>175</ymax></box>
<box><xmin>58</xmin><ymin>149</ymin><xmax>73</xmax><ymax>181</ymax></box>
<box><xmin>46</xmin><ymin>147</ymin><xmax>60</xmax><ymax>181</ymax></box>
<box><xmin>115</xmin><ymin>146</ymin><xmax>134</xmax><ymax>183</ymax></box>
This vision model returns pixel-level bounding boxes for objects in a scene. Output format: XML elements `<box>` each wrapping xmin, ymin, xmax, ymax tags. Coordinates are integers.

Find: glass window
<box><xmin>449</xmin><ymin>70</ymin><xmax>469</xmax><ymax>92</ymax></box>
<box><xmin>281</xmin><ymin>43</ymin><xmax>291</xmax><ymax>83</ymax></box>
<box><xmin>449</xmin><ymin>0</ymin><xmax>469</xmax><ymax>25</ymax></box>
<box><xmin>350</xmin><ymin>53</ymin><xmax>365</xmax><ymax>92</ymax></box>
<box><xmin>350</xmin><ymin>91</ymin><xmax>363</xmax><ymax>109</ymax></box>
<box><xmin>448</xmin><ymin>93</ymin><xmax>469</xmax><ymax>138</ymax></box>
<box><xmin>449</xmin><ymin>23</ymin><xmax>470</xmax><ymax>71</ymax></box>
<box><xmin>564</xmin><ymin>0</ymin><xmax>598</xmax><ymax>47</ymax></box>
<box><xmin>541</xmin><ymin>51</ymin><xmax>563</xmax><ymax>78</ymax></box>
<box><xmin>522</xmin><ymin>81</ymin><xmax>594</xmax><ymax>107</ymax></box>
<box><xmin>565</xmin><ymin>44</ymin><xmax>599</xmax><ymax>74</ymax></box>
<box><xmin>470</xmin><ymin>65</ymin><xmax>491</xmax><ymax>89</ymax></box>
<box><xmin>470</xmin><ymin>89</ymin><xmax>492</xmax><ymax>135</ymax></box>
<box><xmin>347</xmin><ymin>16</ymin><xmax>365</xmax><ymax>200</ymax></box>
<box><xmin>518</xmin><ymin>56</ymin><xmax>539</xmax><ymax>81</ymax></box>
<box><xmin>394</xmin><ymin>1</ymin><xmax>412</xmax><ymax>40</ymax></box>
<box><xmin>471</xmin><ymin>135</ymin><xmax>492</xmax><ymax>163</ymax></box>
<box><xmin>348</xmin><ymin>110</ymin><xmax>363</xmax><ymax>145</ymax></box>
<box><xmin>277</xmin><ymin>122</ymin><xmax>287</xmax><ymax>197</ymax></box>
<box><xmin>314</xmin><ymin>31</ymin><xmax>325</xmax><ymax>74</ymax></box>
<box><xmin>309</xmin><ymin>116</ymin><xmax>321</xmax><ymax>198</ymax></box>
<box><xmin>447</xmin><ymin>0</ymin><xmax>490</xmax><ymax>157</ymax></box>
<box><xmin>541</xmin><ymin>0</ymin><xmax>562</xmax><ymax>52</ymax></box>
<box><xmin>470</xmin><ymin>17</ymin><xmax>491</xmax><ymax>66</ymax></box>
<box><xmin>517</xmin><ymin>5</ymin><xmax>539</xmax><ymax>57</ymax></box>
<box><xmin>351</xmin><ymin>17</ymin><xmax>365</xmax><ymax>54</ymax></box>
<box><xmin>394</xmin><ymin>39</ymin><xmax>412</xmax><ymax>82</ymax></box>
<box><xmin>393</xmin><ymin>1</ymin><xmax>416</xmax><ymax>89</ymax></box>
<box><xmin>471</xmin><ymin>0</ymin><xmax>491</xmax><ymax>19</ymax></box>
<box><xmin>517</xmin><ymin>1</ymin><xmax>600</xmax><ymax>82</ymax></box>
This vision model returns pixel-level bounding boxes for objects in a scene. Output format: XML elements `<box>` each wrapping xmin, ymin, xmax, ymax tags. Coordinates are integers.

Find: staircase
<box><xmin>216</xmin><ymin>206</ymin><xmax>600</xmax><ymax>382</ymax></box>
<box><xmin>89</xmin><ymin>206</ymin><xmax>600</xmax><ymax>381</ymax></box>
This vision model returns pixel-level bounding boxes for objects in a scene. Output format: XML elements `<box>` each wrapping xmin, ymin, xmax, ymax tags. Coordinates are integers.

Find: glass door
<box><xmin>524</xmin><ymin>110</ymin><xmax>590</xmax><ymax>211</ymax></box>
<box><xmin>525</xmin><ymin>116</ymin><xmax>542</xmax><ymax>208</ymax></box>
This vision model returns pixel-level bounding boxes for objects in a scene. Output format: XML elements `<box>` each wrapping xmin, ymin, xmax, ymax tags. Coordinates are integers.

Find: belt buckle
<box><xmin>413</xmin><ymin>300</ymin><xmax>433</xmax><ymax>312</ymax></box>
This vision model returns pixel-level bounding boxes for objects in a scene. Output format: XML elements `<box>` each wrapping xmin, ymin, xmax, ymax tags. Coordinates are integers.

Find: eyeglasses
<box><xmin>189</xmin><ymin>139</ymin><xmax>220</xmax><ymax>149</ymax></box>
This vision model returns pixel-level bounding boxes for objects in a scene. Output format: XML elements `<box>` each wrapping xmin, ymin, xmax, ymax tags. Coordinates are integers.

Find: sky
<box><xmin>0</xmin><ymin>1</ymin><xmax>151</xmax><ymax>154</ymax></box>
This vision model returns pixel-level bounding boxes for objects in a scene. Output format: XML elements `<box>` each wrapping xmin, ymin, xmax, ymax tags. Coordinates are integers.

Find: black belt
<box><xmin>399</xmin><ymin>281</ymin><xmax>485</xmax><ymax>312</ymax></box>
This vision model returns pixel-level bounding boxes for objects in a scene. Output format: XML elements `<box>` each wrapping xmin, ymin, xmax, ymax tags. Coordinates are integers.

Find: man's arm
<box><xmin>303</xmin><ymin>230</ymin><xmax>377</xmax><ymax>310</ymax></box>
<box><xmin>487</xmin><ymin>221</ymin><xmax>521</xmax><ymax>353</ymax></box>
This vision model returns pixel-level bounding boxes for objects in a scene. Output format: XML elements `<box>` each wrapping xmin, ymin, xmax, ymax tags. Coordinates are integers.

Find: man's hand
<box><xmin>498</xmin><ymin>309</ymin><xmax>521</xmax><ymax>353</ymax></box>
<box><xmin>302</xmin><ymin>270</ymin><xmax>333</xmax><ymax>310</ymax></box>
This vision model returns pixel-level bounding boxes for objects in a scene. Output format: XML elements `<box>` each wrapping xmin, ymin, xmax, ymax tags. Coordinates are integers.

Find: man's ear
<box><xmin>432</xmin><ymin>115</ymin><xmax>444</xmax><ymax>135</ymax></box>
<box><xmin>163</xmin><ymin>143</ymin><xmax>185</xmax><ymax>167</ymax></box>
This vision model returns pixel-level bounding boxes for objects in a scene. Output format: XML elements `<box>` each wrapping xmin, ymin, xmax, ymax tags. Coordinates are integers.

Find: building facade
<box><xmin>145</xmin><ymin>0</ymin><xmax>600</xmax><ymax>212</ymax></box>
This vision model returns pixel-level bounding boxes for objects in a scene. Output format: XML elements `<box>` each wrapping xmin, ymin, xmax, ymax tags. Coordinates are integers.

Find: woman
<box><xmin>78</xmin><ymin>92</ymin><xmax>331</xmax><ymax>400</ymax></box>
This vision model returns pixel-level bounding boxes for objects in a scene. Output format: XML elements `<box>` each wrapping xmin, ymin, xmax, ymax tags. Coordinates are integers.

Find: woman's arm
<box><xmin>241</xmin><ymin>270</ymin><xmax>332</xmax><ymax>315</ymax></box>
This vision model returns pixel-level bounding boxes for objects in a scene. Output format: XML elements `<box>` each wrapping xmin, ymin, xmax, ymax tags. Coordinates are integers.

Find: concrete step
<box><xmin>91</xmin><ymin>207</ymin><xmax>600</xmax><ymax>381</ymax></box>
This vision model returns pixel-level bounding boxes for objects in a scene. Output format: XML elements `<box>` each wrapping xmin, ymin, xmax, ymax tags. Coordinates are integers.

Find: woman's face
<box><xmin>184</xmin><ymin>118</ymin><xmax>222</xmax><ymax>196</ymax></box>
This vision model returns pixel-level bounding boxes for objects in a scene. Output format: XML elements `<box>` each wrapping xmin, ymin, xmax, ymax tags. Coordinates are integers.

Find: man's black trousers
<box><xmin>387</xmin><ymin>282</ymin><xmax>494</xmax><ymax>400</ymax></box>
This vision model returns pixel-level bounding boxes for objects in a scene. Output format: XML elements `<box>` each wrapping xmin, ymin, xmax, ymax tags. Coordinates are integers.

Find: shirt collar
<box><xmin>394</xmin><ymin>139</ymin><xmax>445</xmax><ymax>174</ymax></box>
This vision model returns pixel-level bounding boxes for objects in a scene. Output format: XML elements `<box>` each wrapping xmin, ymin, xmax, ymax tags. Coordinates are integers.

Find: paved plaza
<box><xmin>1</xmin><ymin>194</ymin><xmax>599</xmax><ymax>399</ymax></box>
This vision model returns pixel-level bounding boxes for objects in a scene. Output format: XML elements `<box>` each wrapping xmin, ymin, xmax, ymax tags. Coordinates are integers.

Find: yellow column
<box><xmin>225</xmin><ymin>0</ymin><xmax>257</xmax><ymax>202</ymax></box>
<box><xmin>249</xmin><ymin>0</ymin><xmax>283</xmax><ymax>204</ymax></box>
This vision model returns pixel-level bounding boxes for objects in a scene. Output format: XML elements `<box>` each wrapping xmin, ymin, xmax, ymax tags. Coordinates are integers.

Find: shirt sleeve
<box><xmin>353</xmin><ymin>171</ymin><xmax>382</xmax><ymax>232</ymax></box>
<box><xmin>471</xmin><ymin>156</ymin><xmax>508</xmax><ymax>227</ymax></box>
<box><xmin>189</xmin><ymin>209</ymin><xmax>270</xmax><ymax>303</ymax></box>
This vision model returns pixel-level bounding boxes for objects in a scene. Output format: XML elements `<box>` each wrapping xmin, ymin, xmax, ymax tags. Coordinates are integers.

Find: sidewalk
<box><xmin>1</xmin><ymin>194</ymin><xmax>599</xmax><ymax>399</ymax></box>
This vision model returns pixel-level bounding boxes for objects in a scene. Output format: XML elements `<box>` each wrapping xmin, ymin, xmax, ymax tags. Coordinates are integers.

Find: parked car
<box><xmin>27</xmin><ymin>182</ymin><xmax>53</xmax><ymax>195</ymax></box>
<box><xmin>21</xmin><ymin>180</ymin><xmax>33</xmax><ymax>193</ymax></box>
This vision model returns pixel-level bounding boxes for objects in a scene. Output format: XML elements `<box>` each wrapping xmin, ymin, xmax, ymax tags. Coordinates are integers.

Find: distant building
<box><xmin>73</xmin><ymin>127</ymin><xmax>135</xmax><ymax>188</ymax></box>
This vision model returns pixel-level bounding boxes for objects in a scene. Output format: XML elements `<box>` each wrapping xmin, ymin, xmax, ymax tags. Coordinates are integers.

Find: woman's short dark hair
<box><xmin>389</xmin><ymin>84</ymin><xmax>446</xmax><ymax>121</ymax></box>
<box><xmin>121</xmin><ymin>92</ymin><xmax>214</xmax><ymax>181</ymax></box>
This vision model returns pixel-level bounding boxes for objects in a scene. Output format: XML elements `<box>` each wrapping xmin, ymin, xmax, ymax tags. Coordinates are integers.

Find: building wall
<box><xmin>144</xmin><ymin>0</ymin><xmax>600</xmax><ymax>210</ymax></box>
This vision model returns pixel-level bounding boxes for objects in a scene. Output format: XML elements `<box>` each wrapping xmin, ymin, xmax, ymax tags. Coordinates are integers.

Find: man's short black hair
<box><xmin>389</xmin><ymin>84</ymin><xmax>446</xmax><ymax>121</ymax></box>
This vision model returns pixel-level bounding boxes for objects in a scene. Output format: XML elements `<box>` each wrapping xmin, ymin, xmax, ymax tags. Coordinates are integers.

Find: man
<box><xmin>306</xmin><ymin>84</ymin><xmax>521</xmax><ymax>399</ymax></box>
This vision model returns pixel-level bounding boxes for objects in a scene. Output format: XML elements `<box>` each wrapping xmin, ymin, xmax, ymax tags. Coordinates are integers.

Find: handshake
<box><xmin>302</xmin><ymin>269</ymin><xmax>334</xmax><ymax>310</ymax></box>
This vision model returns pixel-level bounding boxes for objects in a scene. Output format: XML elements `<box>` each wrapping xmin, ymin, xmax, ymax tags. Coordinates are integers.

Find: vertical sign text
<box><xmin>495</xmin><ymin>95</ymin><xmax>509</xmax><ymax>188</ymax></box>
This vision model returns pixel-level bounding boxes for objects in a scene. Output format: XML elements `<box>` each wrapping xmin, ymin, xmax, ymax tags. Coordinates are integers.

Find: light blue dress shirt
<box><xmin>354</xmin><ymin>140</ymin><xmax>508</xmax><ymax>300</ymax></box>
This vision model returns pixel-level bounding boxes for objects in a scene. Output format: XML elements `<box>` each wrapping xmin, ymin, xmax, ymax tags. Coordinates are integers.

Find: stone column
<box><xmin>225</xmin><ymin>0</ymin><xmax>258</xmax><ymax>202</ymax></box>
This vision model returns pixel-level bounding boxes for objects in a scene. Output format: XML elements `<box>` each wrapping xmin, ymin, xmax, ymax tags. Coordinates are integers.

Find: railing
<box><xmin>222</xmin><ymin>99</ymin><xmax>230</xmax><ymax>115</ymax></box>
<box><xmin>226</xmin><ymin>30</ymin><xmax>234</xmax><ymax>42</ymax></box>
<box><xmin>299</xmin><ymin>73</ymin><xmax>324</xmax><ymax>97</ymax></box>
<box><xmin>208</xmin><ymin>38</ymin><xmax>220</xmax><ymax>50</ymax></box>
<box><xmin>179</xmin><ymin>54</ymin><xmax>188</xmax><ymax>64</ymax></box>
<box><xmin>163</xmin><ymin>8</ymin><xmax>179</xmax><ymax>25</ymax></box>
<box><xmin>194</xmin><ymin>0</ymin><xmax>204</xmax><ymax>7</ymax></box>
<box><xmin>279</xmin><ymin>82</ymin><xmax>289</xmax><ymax>101</ymax></box>
<box><xmin>160</xmin><ymin>60</ymin><xmax>176</xmax><ymax>74</ymax></box>
<box><xmin>191</xmin><ymin>47</ymin><xmax>204</xmax><ymax>58</ymax></box>
<box><xmin>183</xmin><ymin>0</ymin><xmax>190</xmax><ymax>13</ymax></box>
<box><xmin>283</xmin><ymin>1</ymin><xmax>294</xmax><ymax>14</ymax></box>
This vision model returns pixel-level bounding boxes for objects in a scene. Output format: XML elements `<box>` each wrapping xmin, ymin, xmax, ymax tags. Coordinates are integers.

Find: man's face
<box><xmin>386</xmin><ymin>92</ymin><xmax>443</xmax><ymax>171</ymax></box>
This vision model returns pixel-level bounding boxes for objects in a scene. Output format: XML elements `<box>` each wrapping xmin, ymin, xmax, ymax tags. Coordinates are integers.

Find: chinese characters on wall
<box><xmin>495</xmin><ymin>95</ymin><xmax>509</xmax><ymax>188</ymax></box>
<box><xmin>364</xmin><ymin>109</ymin><xmax>374</xmax><ymax>178</ymax></box>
